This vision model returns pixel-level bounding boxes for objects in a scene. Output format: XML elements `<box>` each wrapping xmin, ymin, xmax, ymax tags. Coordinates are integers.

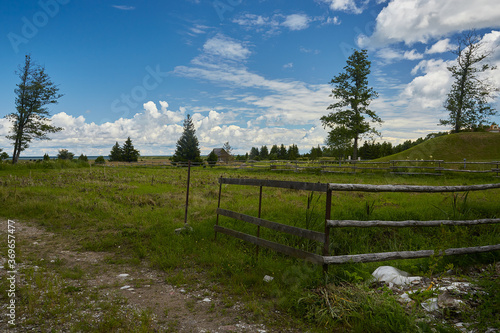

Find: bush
<box><xmin>94</xmin><ymin>156</ymin><xmax>106</xmax><ymax>165</ymax></box>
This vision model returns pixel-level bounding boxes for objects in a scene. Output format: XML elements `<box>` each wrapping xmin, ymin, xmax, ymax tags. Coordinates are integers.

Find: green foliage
<box><xmin>78</xmin><ymin>154</ymin><xmax>88</xmax><ymax>162</ymax></box>
<box><xmin>109</xmin><ymin>142</ymin><xmax>123</xmax><ymax>161</ymax></box>
<box><xmin>5</xmin><ymin>54</ymin><xmax>63</xmax><ymax>163</ymax></box>
<box><xmin>440</xmin><ymin>30</ymin><xmax>497</xmax><ymax>133</ymax></box>
<box><xmin>122</xmin><ymin>137</ymin><xmax>140</xmax><ymax>162</ymax></box>
<box><xmin>321</xmin><ymin>49</ymin><xmax>380</xmax><ymax>160</ymax></box>
<box><xmin>57</xmin><ymin>149</ymin><xmax>74</xmax><ymax>160</ymax></box>
<box><xmin>94</xmin><ymin>156</ymin><xmax>106</xmax><ymax>164</ymax></box>
<box><xmin>207</xmin><ymin>150</ymin><xmax>218</xmax><ymax>167</ymax></box>
<box><xmin>377</xmin><ymin>132</ymin><xmax>500</xmax><ymax>162</ymax></box>
<box><xmin>109</xmin><ymin>137</ymin><xmax>140</xmax><ymax>162</ymax></box>
<box><xmin>172</xmin><ymin>114</ymin><xmax>202</xmax><ymax>163</ymax></box>
<box><xmin>0</xmin><ymin>149</ymin><xmax>9</xmax><ymax>161</ymax></box>
<box><xmin>43</xmin><ymin>153</ymin><xmax>50</xmax><ymax>161</ymax></box>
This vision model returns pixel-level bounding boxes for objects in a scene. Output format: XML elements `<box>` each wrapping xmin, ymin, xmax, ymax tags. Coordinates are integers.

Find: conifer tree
<box><xmin>109</xmin><ymin>142</ymin><xmax>123</xmax><ymax>161</ymax></box>
<box><xmin>172</xmin><ymin>114</ymin><xmax>202</xmax><ymax>163</ymax></box>
<box><xmin>122</xmin><ymin>137</ymin><xmax>140</xmax><ymax>162</ymax></box>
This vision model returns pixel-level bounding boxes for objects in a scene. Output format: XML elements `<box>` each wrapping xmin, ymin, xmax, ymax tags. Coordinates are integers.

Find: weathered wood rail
<box><xmin>215</xmin><ymin>178</ymin><xmax>500</xmax><ymax>268</ymax></box>
<box><xmin>236</xmin><ymin>159</ymin><xmax>500</xmax><ymax>176</ymax></box>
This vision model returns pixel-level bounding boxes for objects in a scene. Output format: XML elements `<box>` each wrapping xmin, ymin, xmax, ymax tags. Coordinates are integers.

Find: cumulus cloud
<box><xmin>359</xmin><ymin>0</ymin><xmax>500</xmax><ymax>47</ymax></box>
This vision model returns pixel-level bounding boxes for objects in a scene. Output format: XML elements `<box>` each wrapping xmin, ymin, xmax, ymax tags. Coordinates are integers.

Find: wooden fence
<box><xmin>215</xmin><ymin>178</ymin><xmax>500</xmax><ymax>269</ymax></box>
<box><xmin>236</xmin><ymin>159</ymin><xmax>500</xmax><ymax>176</ymax></box>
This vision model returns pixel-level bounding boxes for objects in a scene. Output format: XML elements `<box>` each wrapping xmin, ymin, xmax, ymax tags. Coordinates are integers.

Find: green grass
<box><xmin>0</xmin><ymin>162</ymin><xmax>499</xmax><ymax>331</ymax></box>
<box><xmin>378</xmin><ymin>132</ymin><xmax>500</xmax><ymax>162</ymax></box>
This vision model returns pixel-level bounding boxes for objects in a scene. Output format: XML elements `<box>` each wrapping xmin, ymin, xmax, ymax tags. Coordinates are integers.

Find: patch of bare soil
<box><xmin>0</xmin><ymin>219</ymin><xmax>287</xmax><ymax>332</ymax></box>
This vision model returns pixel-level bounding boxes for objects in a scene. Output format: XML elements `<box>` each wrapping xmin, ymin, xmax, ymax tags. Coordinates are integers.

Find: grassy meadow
<box><xmin>1</xmin><ymin>160</ymin><xmax>499</xmax><ymax>332</ymax></box>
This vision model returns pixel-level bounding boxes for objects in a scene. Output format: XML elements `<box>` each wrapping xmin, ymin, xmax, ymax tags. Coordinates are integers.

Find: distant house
<box><xmin>212</xmin><ymin>148</ymin><xmax>231</xmax><ymax>163</ymax></box>
<box><xmin>486</xmin><ymin>124</ymin><xmax>499</xmax><ymax>133</ymax></box>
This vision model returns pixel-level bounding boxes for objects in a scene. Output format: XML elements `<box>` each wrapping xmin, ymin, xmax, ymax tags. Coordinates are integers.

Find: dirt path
<box><xmin>0</xmin><ymin>219</ymin><xmax>279</xmax><ymax>332</ymax></box>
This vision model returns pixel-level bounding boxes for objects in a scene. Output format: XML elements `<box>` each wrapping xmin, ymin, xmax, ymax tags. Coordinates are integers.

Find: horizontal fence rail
<box><xmin>215</xmin><ymin>178</ymin><xmax>500</xmax><ymax>269</ymax></box>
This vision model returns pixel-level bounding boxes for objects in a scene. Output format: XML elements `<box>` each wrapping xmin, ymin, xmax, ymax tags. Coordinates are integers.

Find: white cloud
<box><xmin>202</xmin><ymin>34</ymin><xmax>251</xmax><ymax>62</ymax></box>
<box><xmin>281</xmin><ymin>14</ymin><xmax>310</xmax><ymax>31</ymax></box>
<box><xmin>321</xmin><ymin>0</ymin><xmax>367</xmax><ymax>14</ymax></box>
<box><xmin>375</xmin><ymin>47</ymin><xmax>423</xmax><ymax>63</ymax></box>
<box><xmin>283</xmin><ymin>62</ymin><xmax>293</xmax><ymax>69</ymax></box>
<box><xmin>403</xmin><ymin>59</ymin><xmax>452</xmax><ymax>109</ymax></box>
<box><xmin>425</xmin><ymin>38</ymin><xmax>456</xmax><ymax>54</ymax></box>
<box><xmin>112</xmin><ymin>5</ymin><xmax>135</xmax><ymax>10</ymax></box>
<box><xmin>232</xmin><ymin>13</ymin><xmax>335</xmax><ymax>35</ymax></box>
<box><xmin>360</xmin><ymin>0</ymin><xmax>500</xmax><ymax>47</ymax></box>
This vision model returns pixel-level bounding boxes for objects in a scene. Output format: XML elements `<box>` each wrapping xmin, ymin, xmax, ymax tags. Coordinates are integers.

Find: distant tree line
<box><xmin>237</xmin><ymin>144</ymin><xmax>300</xmax><ymax>161</ymax></box>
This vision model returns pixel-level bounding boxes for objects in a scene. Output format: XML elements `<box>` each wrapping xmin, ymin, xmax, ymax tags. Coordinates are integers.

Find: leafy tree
<box><xmin>321</xmin><ymin>49</ymin><xmax>380</xmax><ymax>160</ymax></box>
<box><xmin>122</xmin><ymin>137</ymin><xmax>140</xmax><ymax>162</ymax></box>
<box><xmin>57</xmin><ymin>149</ymin><xmax>74</xmax><ymax>160</ymax></box>
<box><xmin>0</xmin><ymin>149</ymin><xmax>9</xmax><ymax>161</ymax></box>
<box><xmin>109</xmin><ymin>142</ymin><xmax>123</xmax><ymax>161</ymax></box>
<box><xmin>440</xmin><ymin>30</ymin><xmax>497</xmax><ymax>132</ymax></box>
<box><xmin>94</xmin><ymin>156</ymin><xmax>106</xmax><ymax>164</ymax></box>
<box><xmin>78</xmin><ymin>154</ymin><xmax>88</xmax><ymax>162</ymax></box>
<box><xmin>172</xmin><ymin>114</ymin><xmax>202</xmax><ymax>163</ymax></box>
<box><xmin>43</xmin><ymin>153</ymin><xmax>50</xmax><ymax>161</ymax></box>
<box><xmin>207</xmin><ymin>150</ymin><xmax>218</xmax><ymax>167</ymax></box>
<box><xmin>6</xmin><ymin>54</ymin><xmax>63</xmax><ymax>164</ymax></box>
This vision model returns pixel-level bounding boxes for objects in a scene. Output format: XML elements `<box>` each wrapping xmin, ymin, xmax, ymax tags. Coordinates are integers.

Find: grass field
<box><xmin>0</xmin><ymin>160</ymin><xmax>499</xmax><ymax>332</ymax></box>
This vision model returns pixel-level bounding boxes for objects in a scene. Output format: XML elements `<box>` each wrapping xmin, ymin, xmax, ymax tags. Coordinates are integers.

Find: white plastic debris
<box><xmin>372</xmin><ymin>266</ymin><xmax>421</xmax><ymax>286</ymax></box>
<box><xmin>202</xmin><ymin>298</ymin><xmax>211</xmax><ymax>302</ymax></box>
<box><xmin>263</xmin><ymin>275</ymin><xmax>274</xmax><ymax>282</ymax></box>
<box><xmin>421</xmin><ymin>298</ymin><xmax>439</xmax><ymax>312</ymax></box>
<box><xmin>120</xmin><ymin>285</ymin><xmax>131</xmax><ymax>290</ymax></box>
<box><xmin>117</xmin><ymin>274</ymin><xmax>130</xmax><ymax>278</ymax></box>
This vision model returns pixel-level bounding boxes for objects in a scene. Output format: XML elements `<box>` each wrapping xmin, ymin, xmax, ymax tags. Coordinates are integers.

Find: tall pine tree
<box><xmin>321</xmin><ymin>49</ymin><xmax>380</xmax><ymax>160</ymax></box>
<box><xmin>172</xmin><ymin>114</ymin><xmax>202</xmax><ymax>163</ymax></box>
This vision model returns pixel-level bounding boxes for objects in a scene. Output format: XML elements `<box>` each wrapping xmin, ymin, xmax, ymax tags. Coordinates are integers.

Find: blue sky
<box><xmin>1</xmin><ymin>0</ymin><xmax>500</xmax><ymax>157</ymax></box>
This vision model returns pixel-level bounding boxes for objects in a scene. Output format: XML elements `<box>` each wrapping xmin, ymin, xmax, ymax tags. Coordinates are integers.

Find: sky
<box><xmin>1</xmin><ymin>0</ymin><xmax>500</xmax><ymax>157</ymax></box>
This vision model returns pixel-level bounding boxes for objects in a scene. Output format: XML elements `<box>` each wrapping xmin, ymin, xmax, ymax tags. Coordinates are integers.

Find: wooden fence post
<box><xmin>323</xmin><ymin>189</ymin><xmax>332</xmax><ymax>274</ymax></box>
<box><xmin>184</xmin><ymin>161</ymin><xmax>191</xmax><ymax>225</ymax></box>
<box><xmin>257</xmin><ymin>185</ymin><xmax>263</xmax><ymax>257</ymax></box>
<box><xmin>215</xmin><ymin>176</ymin><xmax>222</xmax><ymax>240</ymax></box>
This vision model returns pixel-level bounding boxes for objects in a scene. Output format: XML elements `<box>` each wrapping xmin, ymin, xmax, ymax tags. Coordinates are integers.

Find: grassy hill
<box><xmin>379</xmin><ymin>132</ymin><xmax>500</xmax><ymax>162</ymax></box>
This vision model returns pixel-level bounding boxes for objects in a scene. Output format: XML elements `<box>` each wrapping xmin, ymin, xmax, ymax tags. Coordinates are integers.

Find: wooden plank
<box><xmin>214</xmin><ymin>225</ymin><xmax>325</xmax><ymax>264</ymax></box>
<box><xmin>327</xmin><ymin>183</ymin><xmax>500</xmax><ymax>192</ymax></box>
<box><xmin>327</xmin><ymin>218</ymin><xmax>500</xmax><ymax>228</ymax></box>
<box><xmin>219</xmin><ymin>178</ymin><xmax>328</xmax><ymax>192</ymax></box>
<box><xmin>217</xmin><ymin>208</ymin><xmax>325</xmax><ymax>242</ymax></box>
<box><xmin>323</xmin><ymin>244</ymin><xmax>500</xmax><ymax>264</ymax></box>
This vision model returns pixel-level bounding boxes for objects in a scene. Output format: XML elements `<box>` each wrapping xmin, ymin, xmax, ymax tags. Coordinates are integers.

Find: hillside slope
<box><xmin>379</xmin><ymin>132</ymin><xmax>500</xmax><ymax>161</ymax></box>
